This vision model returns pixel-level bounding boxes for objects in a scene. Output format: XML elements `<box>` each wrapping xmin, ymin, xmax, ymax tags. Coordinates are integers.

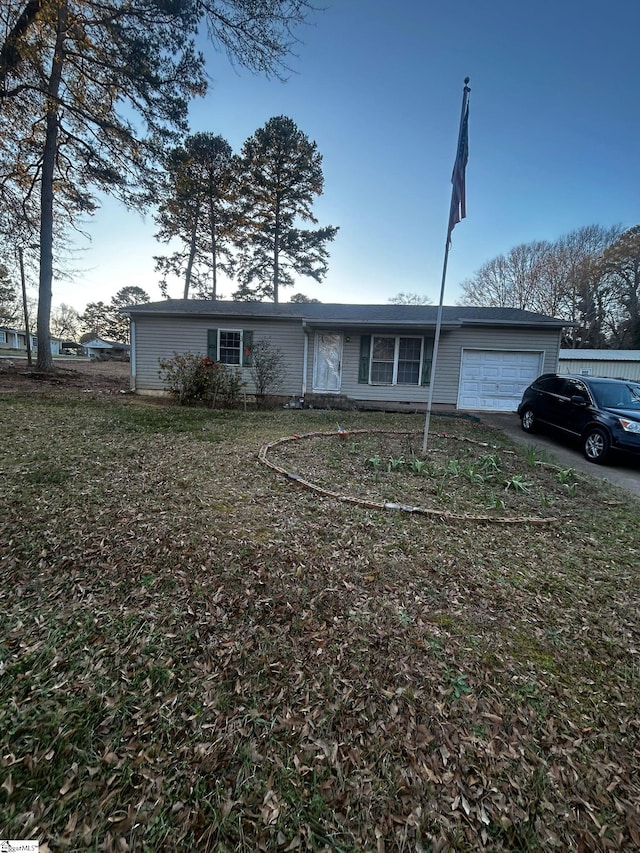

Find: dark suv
<box><xmin>517</xmin><ymin>374</ymin><xmax>640</xmax><ymax>464</ymax></box>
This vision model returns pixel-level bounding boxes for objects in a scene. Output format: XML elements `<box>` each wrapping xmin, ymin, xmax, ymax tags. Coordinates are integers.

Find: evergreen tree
<box><xmin>234</xmin><ymin>116</ymin><xmax>338</xmax><ymax>302</ymax></box>
<box><xmin>82</xmin><ymin>286</ymin><xmax>150</xmax><ymax>343</ymax></box>
<box><xmin>79</xmin><ymin>301</ymin><xmax>111</xmax><ymax>340</ymax></box>
<box><xmin>154</xmin><ymin>133</ymin><xmax>235</xmax><ymax>300</ymax></box>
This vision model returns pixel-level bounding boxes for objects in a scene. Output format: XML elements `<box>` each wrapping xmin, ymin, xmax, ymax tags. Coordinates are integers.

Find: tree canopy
<box><xmin>0</xmin><ymin>264</ymin><xmax>19</xmax><ymax>326</ymax></box>
<box><xmin>457</xmin><ymin>224</ymin><xmax>640</xmax><ymax>347</ymax></box>
<box><xmin>233</xmin><ymin>116</ymin><xmax>338</xmax><ymax>302</ymax></box>
<box><xmin>81</xmin><ymin>286</ymin><xmax>150</xmax><ymax>343</ymax></box>
<box><xmin>0</xmin><ymin>0</ymin><xmax>317</xmax><ymax>368</ymax></box>
<box><xmin>289</xmin><ymin>292</ymin><xmax>320</xmax><ymax>303</ymax></box>
<box><xmin>388</xmin><ymin>292</ymin><xmax>433</xmax><ymax>305</ymax></box>
<box><xmin>587</xmin><ymin>226</ymin><xmax>640</xmax><ymax>348</ymax></box>
<box><xmin>49</xmin><ymin>302</ymin><xmax>80</xmax><ymax>340</ymax></box>
<box><xmin>153</xmin><ymin>117</ymin><xmax>340</xmax><ymax>303</ymax></box>
<box><xmin>154</xmin><ymin>133</ymin><xmax>236</xmax><ymax>300</ymax></box>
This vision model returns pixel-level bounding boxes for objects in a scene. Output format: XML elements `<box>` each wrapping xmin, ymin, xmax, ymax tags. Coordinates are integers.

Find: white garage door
<box><xmin>458</xmin><ymin>350</ymin><xmax>543</xmax><ymax>411</ymax></box>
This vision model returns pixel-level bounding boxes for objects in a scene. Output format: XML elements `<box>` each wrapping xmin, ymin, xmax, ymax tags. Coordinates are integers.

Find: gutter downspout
<box><xmin>302</xmin><ymin>320</ymin><xmax>308</xmax><ymax>399</ymax></box>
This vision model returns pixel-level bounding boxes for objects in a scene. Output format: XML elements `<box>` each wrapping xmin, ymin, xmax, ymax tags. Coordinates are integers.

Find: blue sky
<box><xmin>55</xmin><ymin>0</ymin><xmax>640</xmax><ymax>312</ymax></box>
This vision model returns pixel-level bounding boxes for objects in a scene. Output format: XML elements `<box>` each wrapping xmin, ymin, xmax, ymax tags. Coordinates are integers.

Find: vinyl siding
<box><xmin>306</xmin><ymin>326</ymin><xmax>560</xmax><ymax>405</ymax></box>
<box><xmin>133</xmin><ymin>316</ymin><xmax>561</xmax><ymax>407</ymax></box>
<box><xmin>133</xmin><ymin>315</ymin><xmax>305</xmax><ymax>395</ymax></box>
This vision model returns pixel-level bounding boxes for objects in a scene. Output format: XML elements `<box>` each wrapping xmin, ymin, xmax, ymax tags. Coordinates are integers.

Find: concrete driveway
<box><xmin>476</xmin><ymin>411</ymin><xmax>640</xmax><ymax>499</ymax></box>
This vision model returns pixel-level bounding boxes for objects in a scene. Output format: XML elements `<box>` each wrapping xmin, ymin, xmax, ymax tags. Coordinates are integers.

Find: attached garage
<box><xmin>457</xmin><ymin>350</ymin><xmax>544</xmax><ymax>411</ymax></box>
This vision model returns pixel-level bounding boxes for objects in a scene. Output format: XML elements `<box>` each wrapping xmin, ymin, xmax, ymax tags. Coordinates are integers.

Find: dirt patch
<box><xmin>0</xmin><ymin>358</ymin><xmax>131</xmax><ymax>396</ymax></box>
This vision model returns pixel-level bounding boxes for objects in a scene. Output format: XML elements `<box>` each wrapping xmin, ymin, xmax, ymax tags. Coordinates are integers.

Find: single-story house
<box><xmin>559</xmin><ymin>349</ymin><xmax>640</xmax><ymax>382</ymax></box>
<box><xmin>0</xmin><ymin>326</ymin><xmax>63</xmax><ymax>355</ymax></box>
<box><xmin>83</xmin><ymin>337</ymin><xmax>131</xmax><ymax>360</ymax></box>
<box><xmin>124</xmin><ymin>300</ymin><xmax>568</xmax><ymax>412</ymax></box>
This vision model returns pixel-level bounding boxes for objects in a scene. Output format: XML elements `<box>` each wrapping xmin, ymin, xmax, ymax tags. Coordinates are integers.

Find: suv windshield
<box><xmin>590</xmin><ymin>382</ymin><xmax>640</xmax><ymax>409</ymax></box>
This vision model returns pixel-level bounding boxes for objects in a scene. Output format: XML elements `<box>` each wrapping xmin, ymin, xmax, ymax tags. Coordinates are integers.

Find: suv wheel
<box><xmin>521</xmin><ymin>407</ymin><xmax>537</xmax><ymax>433</ymax></box>
<box><xmin>583</xmin><ymin>427</ymin><xmax>610</xmax><ymax>464</ymax></box>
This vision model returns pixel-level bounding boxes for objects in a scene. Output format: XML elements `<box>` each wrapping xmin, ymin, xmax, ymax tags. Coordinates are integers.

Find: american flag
<box><xmin>447</xmin><ymin>81</ymin><xmax>470</xmax><ymax>245</ymax></box>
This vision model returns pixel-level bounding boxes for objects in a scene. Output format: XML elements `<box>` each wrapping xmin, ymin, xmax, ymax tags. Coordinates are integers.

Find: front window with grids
<box><xmin>370</xmin><ymin>336</ymin><xmax>423</xmax><ymax>385</ymax></box>
<box><xmin>219</xmin><ymin>330</ymin><xmax>242</xmax><ymax>365</ymax></box>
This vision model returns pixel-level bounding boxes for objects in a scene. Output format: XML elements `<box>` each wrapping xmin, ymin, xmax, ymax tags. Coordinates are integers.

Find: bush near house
<box><xmin>158</xmin><ymin>352</ymin><xmax>244</xmax><ymax>407</ymax></box>
<box><xmin>249</xmin><ymin>338</ymin><xmax>286</xmax><ymax>409</ymax></box>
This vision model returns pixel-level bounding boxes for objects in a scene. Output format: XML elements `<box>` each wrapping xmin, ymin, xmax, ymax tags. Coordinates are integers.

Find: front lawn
<box><xmin>1</xmin><ymin>394</ymin><xmax>639</xmax><ymax>851</ymax></box>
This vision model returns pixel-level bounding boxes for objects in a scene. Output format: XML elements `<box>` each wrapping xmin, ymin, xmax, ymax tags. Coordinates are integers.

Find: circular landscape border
<box><xmin>259</xmin><ymin>428</ymin><xmax>557</xmax><ymax>525</ymax></box>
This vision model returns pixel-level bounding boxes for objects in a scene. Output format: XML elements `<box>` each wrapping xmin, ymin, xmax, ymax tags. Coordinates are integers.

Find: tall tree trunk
<box><xmin>37</xmin><ymin>0</ymin><xmax>67</xmax><ymax>372</ymax></box>
<box><xmin>183</xmin><ymin>203</ymin><xmax>200</xmax><ymax>299</ymax></box>
<box><xmin>209</xmin><ymin>192</ymin><xmax>217</xmax><ymax>300</ymax></box>
<box><xmin>273</xmin><ymin>192</ymin><xmax>281</xmax><ymax>303</ymax></box>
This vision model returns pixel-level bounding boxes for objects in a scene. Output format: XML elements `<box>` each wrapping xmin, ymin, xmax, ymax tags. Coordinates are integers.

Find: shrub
<box><xmin>158</xmin><ymin>353</ymin><xmax>245</xmax><ymax>408</ymax></box>
<box><xmin>249</xmin><ymin>339</ymin><xmax>286</xmax><ymax>409</ymax></box>
<box><xmin>209</xmin><ymin>359</ymin><xmax>245</xmax><ymax>408</ymax></box>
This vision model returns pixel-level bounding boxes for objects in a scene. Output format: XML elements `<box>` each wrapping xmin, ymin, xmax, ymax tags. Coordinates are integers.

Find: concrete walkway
<box><xmin>476</xmin><ymin>411</ymin><xmax>640</xmax><ymax>499</ymax></box>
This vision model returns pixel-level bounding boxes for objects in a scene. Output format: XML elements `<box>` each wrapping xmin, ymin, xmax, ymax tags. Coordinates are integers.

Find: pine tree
<box><xmin>234</xmin><ymin>116</ymin><xmax>338</xmax><ymax>303</ymax></box>
<box><xmin>154</xmin><ymin>133</ymin><xmax>236</xmax><ymax>300</ymax></box>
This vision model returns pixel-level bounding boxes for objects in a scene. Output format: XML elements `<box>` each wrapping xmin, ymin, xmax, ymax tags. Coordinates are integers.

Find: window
<box><xmin>534</xmin><ymin>376</ymin><xmax>566</xmax><ymax>394</ymax></box>
<box><xmin>564</xmin><ymin>378</ymin><xmax>589</xmax><ymax>400</ymax></box>
<box><xmin>207</xmin><ymin>328</ymin><xmax>253</xmax><ymax>366</ymax></box>
<box><xmin>0</xmin><ymin>331</ymin><xmax>6</xmax><ymax>344</ymax></box>
<box><xmin>397</xmin><ymin>337</ymin><xmax>422</xmax><ymax>384</ymax></box>
<box><xmin>366</xmin><ymin>335</ymin><xmax>428</xmax><ymax>385</ymax></box>
<box><xmin>371</xmin><ymin>337</ymin><xmax>395</xmax><ymax>383</ymax></box>
<box><xmin>219</xmin><ymin>330</ymin><xmax>241</xmax><ymax>365</ymax></box>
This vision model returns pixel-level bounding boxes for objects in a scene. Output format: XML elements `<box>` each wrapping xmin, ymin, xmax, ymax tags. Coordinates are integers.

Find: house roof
<box><xmin>124</xmin><ymin>300</ymin><xmax>568</xmax><ymax>329</ymax></box>
<box><xmin>83</xmin><ymin>337</ymin><xmax>130</xmax><ymax>349</ymax></box>
<box><xmin>559</xmin><ymin>349</ymin><xmax>640</xmax><ymax>361</ymax></box>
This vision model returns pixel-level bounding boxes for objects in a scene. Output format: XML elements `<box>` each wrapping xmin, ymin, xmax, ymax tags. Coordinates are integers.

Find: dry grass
<box><xmin>1</xmin><ymin>388</ymin><xmax>639</xmax><ymax>851</ymax></box>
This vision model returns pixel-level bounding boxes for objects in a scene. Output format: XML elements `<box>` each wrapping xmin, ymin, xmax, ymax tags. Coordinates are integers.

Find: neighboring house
<box><xmin>559</xmin><ymin>349</ymin><xmax>640</xmax><ymax>382</ymax></box>
<box><xmin>124</xmin><ymin>300</ymin><xmax>568</xmax><ymax>412</ymax></box>
<box><xmin>61</xmin><ymin>340</ymin><xmax>83</xmax><ymax>355</ymax></box>
<box><xmin>83</xmin><ymin>337</ymin><xmax>130</xmax><ymax>360</ymax></box>
<box><xmin>0</xmin><ymin>326</ymin><xmax>63</xmax><ymax>355</ymax></box>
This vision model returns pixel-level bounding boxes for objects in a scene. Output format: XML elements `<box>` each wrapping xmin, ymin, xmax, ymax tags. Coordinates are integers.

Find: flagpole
<box><xmin>422</xmin><ymin>78</ymin><xmax>470</xmax><ymax>453</ymax></box>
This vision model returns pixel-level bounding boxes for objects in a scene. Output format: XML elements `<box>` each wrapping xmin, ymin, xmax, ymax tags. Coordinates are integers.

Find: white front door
<box><xmin>313</xmin><ymin>332</ymin><xmax>343</xmax><ymax>392</ymax></box>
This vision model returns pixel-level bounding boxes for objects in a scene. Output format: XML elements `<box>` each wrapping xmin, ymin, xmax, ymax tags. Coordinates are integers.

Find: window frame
<box><xmin>207</xmin><ymin>328</ymin><xmax>253</xmax><ymax>367</ymax></box>
<box><xmin>369</xmin><ymin>334</ymin><xmax>424</xmax><ymax>386</ymax></box>
<box><xmin>217</xmin><ymin>329</ymin><xmax>243</xmax><ymax>366</ymax></box>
